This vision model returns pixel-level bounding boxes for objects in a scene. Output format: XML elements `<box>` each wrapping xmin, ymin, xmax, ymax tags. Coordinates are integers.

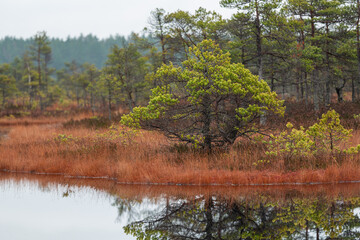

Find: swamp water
<box><xmin>1</xmin><ymin>173</ymin><xmax>360</xmax><ymax>239</ymax></box>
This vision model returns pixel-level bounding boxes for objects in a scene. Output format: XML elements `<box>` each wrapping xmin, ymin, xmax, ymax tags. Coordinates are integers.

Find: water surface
<box><xmin>2</xmin><ymin>173</ymin><xmax>360</xmax><ymax>239</ymax></box>
<box><xmin>0</xmin><ymin>174</ymin><xmax>136</xmax><ymax>240</ymax></box>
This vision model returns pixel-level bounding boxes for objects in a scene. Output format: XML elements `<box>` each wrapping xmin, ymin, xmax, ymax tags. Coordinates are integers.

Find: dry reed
<box><xmin>1</xmin><ymin>117</ymin><xmax>360</xmax><ymax>186</ymax></box>
<box><xmin>0</xmin><ymin>112</ymin><xmax>92</xmax><ymax>126</ymax></box>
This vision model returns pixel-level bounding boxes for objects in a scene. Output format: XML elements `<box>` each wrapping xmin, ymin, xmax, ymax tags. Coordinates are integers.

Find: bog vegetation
<box><xmin>121</xmin><ymin>40</ymin><xmax>284</xmax><ymax>150</ymax></box>
<box><xmin>2</xmin><ymin>0</ymin><xmax>360</xmax><ymax>184</ymax></box>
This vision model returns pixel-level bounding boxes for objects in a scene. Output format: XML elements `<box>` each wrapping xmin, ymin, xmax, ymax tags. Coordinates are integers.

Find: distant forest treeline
<box><xmin>2</xmin><ymin>1</ymin><xmax>360</xmax><ymax>118</ymax></box>
<box><xmin>0</xmin><ymin>34</ymin><xmax>129</xmax><ymax>69</ymax></box>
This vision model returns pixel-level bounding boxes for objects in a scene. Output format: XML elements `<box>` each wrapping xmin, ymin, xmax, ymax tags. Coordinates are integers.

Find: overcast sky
<box><xmin>0</xmin><ymin>0</ymin><xmax>236</xmax><ymax>39</ymax></box>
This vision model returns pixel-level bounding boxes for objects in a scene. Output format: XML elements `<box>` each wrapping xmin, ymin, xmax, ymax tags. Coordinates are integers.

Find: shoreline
<box><xmin>2</xmin><ymin>167</ymin><xmax>360</xmax><ymax>187</ymax></box>
<box><xmin>3</xmin><ymin>170</ymin><xmax>360</xmax><ymax>202</ymax></box>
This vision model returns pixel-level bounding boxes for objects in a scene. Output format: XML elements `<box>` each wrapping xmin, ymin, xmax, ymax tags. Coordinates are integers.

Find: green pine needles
<box><xmin>121</xmin><ymin>39</ymin><xmax>284</xmax><ymax>150</ymax></box>
<box><xmin>266</xmin><ymin>110</ymin><xmax>360</xmax><ymax>168</ymax></box>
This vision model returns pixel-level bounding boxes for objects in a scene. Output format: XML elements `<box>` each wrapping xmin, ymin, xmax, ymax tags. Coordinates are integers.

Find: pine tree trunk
<box><xmin>2</xmin><ymin>88</ymin><xmax>5</xmax><ymax>109</ymax></box>
<box><xmin>305</xmin><ymin>72</ymin><xmax>309</xmax><ymax>107</ymax></box>
<box><xmin>127</xmin><ymin>91</ymin><xmax>134</xmax><ymax>112</ymax></box>
<box><xmin>325</xmin><ymin>76</ymin><xmax>331</xmax><ymax>106</ymax></box>
<box><xmin>352</xmin><ymin>78</ymin><xmax>356</xmax><ymax>102</ymax></box>
<box><xmin>325</xmin><ymin>24</ymin><xmax>331</xmax><ymax>106</ymax></box>
<box><xmin>313</xmin><ymin>71</ymin><xmax>320</xmax><ymax>112</ymax></box>
<box><xmin>255</xmin><ymin>0</ymin><xmax>266</xmax><ymax>125</ymax></box>
<box><xmin>203</xmin><ymin>95</ymin><xmax>212</xmax><ymax>151</ymax></box>
<box><xmin>37</xmin><ymin>47</ymin><xmax>43</xmax><ymax>112</ymax></box>
<box><xmin>108</xmin><ymin>94</ymin><xmax>112</xmax><ymax>121</ymax></box>
<box><xmin>357</xmin><ymin>0</ymin><xmax>360</xmax><ymax>102</ymax></box>
<box><xmin>27</xmin><ymin>63</ymin><xmax>32</xmax><ymax>105</ymax></box>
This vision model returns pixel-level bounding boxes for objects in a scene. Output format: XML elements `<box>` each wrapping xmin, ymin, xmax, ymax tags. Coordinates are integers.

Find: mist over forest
<box><xmin>0</xmin><ymin>34</ymin><xmax>131</xmax><ymax>69</ymax></box>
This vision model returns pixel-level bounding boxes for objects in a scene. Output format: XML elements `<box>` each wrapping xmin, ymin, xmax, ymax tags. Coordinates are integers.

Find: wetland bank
<box><xmin>2</xmin><ymin>103</ymin><xmax>360</xmax><ymax>186</ymax></box>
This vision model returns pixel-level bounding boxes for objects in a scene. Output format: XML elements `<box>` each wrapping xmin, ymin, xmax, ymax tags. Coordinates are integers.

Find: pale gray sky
<box><xmin>0</xmin><ymin>0</ymin><xmax>236</xmax><ymax>39</ymax></box>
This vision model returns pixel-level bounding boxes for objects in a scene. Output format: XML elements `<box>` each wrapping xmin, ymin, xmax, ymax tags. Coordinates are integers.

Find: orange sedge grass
<box><xmin>0</xmin><ymin>112</ymin><xmax>93</xmax><ymax>126</ymax></box>
<box><xmin>1</xmin><ymin>119</ymin><xmax>360</xmax><ymax>186</ymax></box>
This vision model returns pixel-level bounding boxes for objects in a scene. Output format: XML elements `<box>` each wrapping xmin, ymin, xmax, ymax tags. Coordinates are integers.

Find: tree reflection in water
<box><xmin>121</xmin><ymin>194</ymin><xmax>360</xmax><ymax>240</ymax></box>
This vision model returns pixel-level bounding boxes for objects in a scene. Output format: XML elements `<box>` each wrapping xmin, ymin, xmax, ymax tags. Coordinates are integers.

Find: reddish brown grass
<box><xmin>1</xmin><ymin>118</ymin><xmax>360</xmax><ymax>186</ymax></box>
<box><xmin>0</xmin><ymin>112</ymin><xmax>92</xmax><ymax>126</ymax></box>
